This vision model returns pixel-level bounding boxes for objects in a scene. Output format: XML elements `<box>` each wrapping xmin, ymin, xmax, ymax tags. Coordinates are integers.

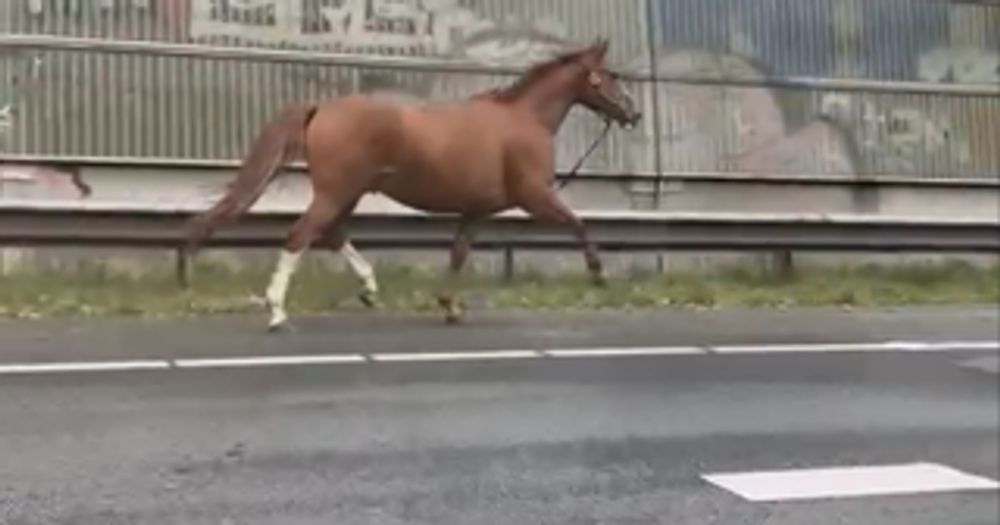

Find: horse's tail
<box><xmin>183</xmin><ymin>103</ymin><xmax>317</xmax><ymax>253</ymax></box>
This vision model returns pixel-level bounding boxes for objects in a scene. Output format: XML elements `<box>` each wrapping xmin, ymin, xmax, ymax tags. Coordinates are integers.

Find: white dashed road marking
<box><xmin>370</xmin><ymin>350</ymin><xmax>542</xmax><ymax>362</ymax></box>
<box><xmin>543</xmin><ymin>346</ymin><xmax>703</xmax><ymax>358</ymax></box>
<box><xmin>702</xmin><ymin>462</ymin><xmax>1000</xmax><ymax>502</ymax></box>
<box><xmin>712</xmin><ymin>342</ymin><xmax>895</xmax><ymax>354</ymax></box>
<box><xmin>0</xmin><ymin>340</ymin><xmax>995</xmax><ymax>375</ymax></box>
<box><xmin>0</xmin><ymin>360</ymin><xmax>171</xmax><ymax>375</ymax></box>
<box><xmin>174</xmin><ymin>354</ymin><xmax>366</xmax><ymax>369</ymax></box>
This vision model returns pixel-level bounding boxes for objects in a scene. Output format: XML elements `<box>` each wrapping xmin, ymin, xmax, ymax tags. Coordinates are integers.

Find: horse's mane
<box><xmin>473</xmin><ymin>48</ymin><xmax>587</xmax><ymax>103</ymax></box>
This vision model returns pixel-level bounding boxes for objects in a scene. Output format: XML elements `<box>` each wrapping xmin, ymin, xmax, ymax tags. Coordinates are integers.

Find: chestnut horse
<box><xmin>184</xmin><ymin>39</ymin><xmax>641</xmax><ymax>330</ymax></box>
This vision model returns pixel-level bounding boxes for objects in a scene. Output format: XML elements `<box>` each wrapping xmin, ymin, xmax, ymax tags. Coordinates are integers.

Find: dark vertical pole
<box><xmin>645</xmin><ymin>0</ymin><xmax>668</xmax><ymax>271</ymax></box>
<box><xmin>645</xmin><ymin>0</ymin><xmax>666</xmax><ymax>211</ymax></box>
<box><xmin>175</xmin><ymin>247</ymin><xmax>190</xmax><ymax>289</ymax></box>
<box><xmin>502</xmin><ymin>247</ymin><xmax>515</xmax><ymax>282</ymax></box>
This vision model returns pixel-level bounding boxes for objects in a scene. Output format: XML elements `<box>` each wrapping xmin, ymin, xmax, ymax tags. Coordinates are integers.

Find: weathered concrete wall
<box><xmin>3</xmin><ymin>163</ymin><xmax>997</xmax><ymax>277</ymax></box>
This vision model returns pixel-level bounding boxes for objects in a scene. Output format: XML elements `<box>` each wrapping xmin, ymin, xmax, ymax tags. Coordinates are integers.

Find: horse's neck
<box><xmin>514</xmin><ymin>76</ymin><xmax>578</xmax><ymax>133</ymax></box>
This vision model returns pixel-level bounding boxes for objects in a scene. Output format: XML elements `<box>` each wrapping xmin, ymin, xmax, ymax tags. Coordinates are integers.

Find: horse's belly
<box><xmin>377</xmin><ymin>167</ymin><xmax>508</xmax><ymax>214</ymax></box>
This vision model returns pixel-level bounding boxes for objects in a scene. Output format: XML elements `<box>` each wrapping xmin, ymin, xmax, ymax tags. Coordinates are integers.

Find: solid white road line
<box><xmin>0</xmin><ymin>360</ymin><xmax>171</xmax><ymax>375</ymax></box>
<box><xmin>702</xmin><ymin>462</ymin><xmax>1000</xmax><ymax>502</ymax></box>
<box><xmin>1</xmin><ymin>340</ymin><xmax>996</xmax><ymax>375</ymax></box>
<box><xmin>544</xmin><ymin>346</ymin><xmax>704</xmax><ymax>358</ymax></box>
<box><xmin>370</xmin><ymin>350</ymin><xmax>542</xmax><ymax>362</ymax></box>
<box><xmin>173</xmin><ymin>354</ymin><xmax>366</xmax><ymax>369</ymax></box>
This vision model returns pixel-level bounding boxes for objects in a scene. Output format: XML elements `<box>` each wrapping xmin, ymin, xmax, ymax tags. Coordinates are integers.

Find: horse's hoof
<box><xmin>358</xmin><ymin>291</ymin><xmax>380</xmax><ymax>309</ymax></box>
<box><xmin>436</xmin><ymin>295</ymin><xmax>451</xmax><ymax>309</ymax></box>
<box><xmin>591</xmin><ymin>274</ymin><xmax>608</xmax><ymax>287</ymax></box>
<box><xmin>267</xmin><ymin>320</ymin><xmax>293</xmax><ymax>334</ymax></box>
<box><xmin>437</xmin><ymin>296</ymin><xmax>465</xmax><ymax>324</ymax></box>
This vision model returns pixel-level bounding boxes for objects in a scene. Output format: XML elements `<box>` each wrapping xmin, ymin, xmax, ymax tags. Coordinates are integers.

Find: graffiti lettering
<box><xmin>0</xmin><ymin>164</ymin><xmax>91</xmax><ymax>201</ymax></box>
<box><xmin>27</xmin><ymin>0</ymin><xmax>151</xmax><ymax>15</ymax></box>
<box><xmin>189</xmin><ymin>0</ymin><xmax>501</xmax><ymax>55</ymax></box>
<box><xmin>919</xmin><ymin>47</ymin><xmax>1000</xmax><ymax>84</ymax></box>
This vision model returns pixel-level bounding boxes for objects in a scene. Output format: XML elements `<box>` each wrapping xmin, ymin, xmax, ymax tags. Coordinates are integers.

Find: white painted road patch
<box><xmin>702</xmin><ymin>462</ymin><xmax>1000</xmax><ymax>502</ymax></box>
<box><xmin>958</xmin><ymin>356</ymin><xmax>1000</xmax><ymax>374</ymax></box>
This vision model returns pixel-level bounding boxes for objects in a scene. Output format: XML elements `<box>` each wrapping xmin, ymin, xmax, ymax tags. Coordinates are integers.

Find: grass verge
<box><xmin>0</xmin><ymin>259</ymin><xmax>997</xmax><ymax>320</ymax></box>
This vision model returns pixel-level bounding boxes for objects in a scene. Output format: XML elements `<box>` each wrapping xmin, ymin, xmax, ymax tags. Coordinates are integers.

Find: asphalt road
<box><xmin>1</xmin><ymin>307</ymin><xmax>998</xmax><ymax>525</ymax></box>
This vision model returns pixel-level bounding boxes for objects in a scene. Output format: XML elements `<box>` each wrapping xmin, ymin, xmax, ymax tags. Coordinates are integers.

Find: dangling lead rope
<box><xmin>555</xmin><ymin>119</ymin><xmax>613</xmax><ymax>190</ymax></box>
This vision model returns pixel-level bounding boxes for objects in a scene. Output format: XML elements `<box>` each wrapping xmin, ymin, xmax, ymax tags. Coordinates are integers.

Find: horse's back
<box><xmin>303</xmin><ymin>93</ymin><xmax>545</xmax><ymax>214</ymax></box>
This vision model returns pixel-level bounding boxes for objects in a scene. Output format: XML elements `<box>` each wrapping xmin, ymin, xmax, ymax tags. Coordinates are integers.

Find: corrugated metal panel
<box><xmin>4</xmin><ymin>51</ymin><xmax>358</xmax><ymax>159</ymax></box>
<box><xmin>1</xmin><ymin>0</ymin><xmax>997</xmax><ymax>183</ymax></box>
<box><xmin>0</xmin><ymin>0</ymin><xmax>657</xmax><ymax>174</ymax></box>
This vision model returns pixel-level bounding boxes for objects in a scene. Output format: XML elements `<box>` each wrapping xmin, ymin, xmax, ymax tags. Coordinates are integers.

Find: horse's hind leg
<box><xmin>323</xmin><ymin>225</ymin><xmax>379</xmax><ymax>308</ymax></box>
<box><xmin>265</xmin><ymin>198</ymin><xmax>343</xmax><ymax>331</ymax></box>
<box><xmin>517</xmin><ymin>187</ymin><xmax>605</xmax><ymax>286</ymax></box>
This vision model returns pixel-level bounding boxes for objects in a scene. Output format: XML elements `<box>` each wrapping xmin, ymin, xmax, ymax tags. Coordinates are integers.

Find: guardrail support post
<box><xmin>768</xmin><ymin>251</ymin><xmax>795</xmax><ymax>281</ymax></box>
<box><xmin>175</xmin><ymin>248</ymin><xmax>191</xmax><ymax>289</ymax></box>
<box><xmin>502</xmin><ymin>248</ymin><xmax>515</xmax><ymax>282</ymax></box>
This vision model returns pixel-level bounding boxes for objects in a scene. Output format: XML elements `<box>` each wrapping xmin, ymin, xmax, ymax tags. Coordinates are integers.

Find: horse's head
<box><xmin>479</xmin><ymin>39</ymin><xmax>642</xmax><ymax>130</ymax></box>
<box><xmin>567</xmin><ymin>39</ymin><xmax>642</xmax><ymax>129</ymax></box>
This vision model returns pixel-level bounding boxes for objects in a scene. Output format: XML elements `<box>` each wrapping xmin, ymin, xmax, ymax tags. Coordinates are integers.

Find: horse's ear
<box><xmin>591</xmin><ymin>38</ymin><xmax>609</xmax><ymax>60</ymax></box>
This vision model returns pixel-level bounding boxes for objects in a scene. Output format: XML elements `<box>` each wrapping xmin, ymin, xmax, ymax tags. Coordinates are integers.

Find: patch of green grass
<box><xmin>0</xmin><ymin>259</ymin><xmax>996</xmax><ymax>319</ymax></box>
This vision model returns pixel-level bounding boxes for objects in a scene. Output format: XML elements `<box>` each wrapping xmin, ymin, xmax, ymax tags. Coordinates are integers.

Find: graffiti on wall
<box><xmin>626</xmin><ymin>45</ymin><xmax>984</xmax><ymax>179</ymax></box>
<box><xmin>0</xmin><ymin>53</ymin><xmax>43</xmax><ymax>149</ymax></box>
<box><xmin>919</xmin><ymin>46</ymin><xmax>1000</xmax><ymax>84</ymax></box>
<box><xmin>25</xmin><ymin>0</ymin><xmax>154</xmax><ymax>15</ymax></box>
<box><xmin>626</xmin><ymin>49</ymin><xmax>860</xmax><ymax>177</ymax></box>
<box><xmin>188</xmin><ymin>0</ymin><xmax>568</xmax><ymax>60</ymax></box>
<box><xmin>0</xmin><ymin>164</ymin><xmax>91</xmax><ymax>201</ymax></box>
<box><xmin>7</xmin><ymin>0</ymin><xmax>997</xmax><ymax>182</ymax></box>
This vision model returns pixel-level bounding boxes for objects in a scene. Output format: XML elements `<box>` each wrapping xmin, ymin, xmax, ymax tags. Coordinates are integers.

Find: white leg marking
<box><xmin>340</xmin><ymin>241</ymin><xmax>377</xmax><ymax>295</ymax></box>
<box><xmin>265</xmin><ymin>249</ymin><xmax>303</xmax><ymax>328</ymax></box>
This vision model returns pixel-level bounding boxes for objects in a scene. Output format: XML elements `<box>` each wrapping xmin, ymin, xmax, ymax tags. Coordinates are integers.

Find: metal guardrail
<box><xmin>3</xmin><ymin>34</ymin><xmax>999</xmax><ymax>97</ymax></box>
<box><xmin>3</xmin><ymin>154</ymin><xmax>998</xmax><ymax>188</ymax></box>
<box><xmin>2</xmin><ymin>201</ymin><xmax>997</xmax><ymax>254</ymax></box>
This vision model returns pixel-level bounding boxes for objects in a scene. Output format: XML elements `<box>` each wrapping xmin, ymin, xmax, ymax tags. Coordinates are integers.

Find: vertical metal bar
<box><xmin>239</xmin><ymin>59</ymin><xmax>252</xmax><ymax>161</ymax></box>
<box><xmin>81</xmin><ymin>49</ymin><xmax>94</xmax><ymax>157</ymax></box>
<box><xmin>192</xmin><ymin>57</ymin><xmax>204</xmax><ymax>161</ymax></box>
<box><xmin>644</xmin><ymin>0</ymin><xmax>665</xmax><ymax>209</ymax></box>
<box><xmin>170</xmin><ymin>55</ymin><xmax>182</xmax><ymax>159</ymax></box>
<box><xmin>94</xmin><ymin>52</ymin><xmax>107</xmax><ymax>158</ymax></box>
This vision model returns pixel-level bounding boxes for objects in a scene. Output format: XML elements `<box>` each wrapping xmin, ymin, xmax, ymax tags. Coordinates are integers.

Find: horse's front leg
<box><xmin>436</xmin><ymin>217</ymin><xmax>478</xmax><ymax>324</ymax></box>
<box><xmin>517</xmin><ymin>186</ymin><xmax>605</xmax><ymax>287</ymax></box>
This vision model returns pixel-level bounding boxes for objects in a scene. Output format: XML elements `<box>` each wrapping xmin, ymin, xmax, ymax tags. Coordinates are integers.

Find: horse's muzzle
<box><xmin>613</xmin><ymin>86</ymin><xmax>642</xmax><ymax>130</ymax></box>
<box><xmin>622</xmin><ymin>110</ymin><xmax>642</xmax><ymax>130</ymax></box>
